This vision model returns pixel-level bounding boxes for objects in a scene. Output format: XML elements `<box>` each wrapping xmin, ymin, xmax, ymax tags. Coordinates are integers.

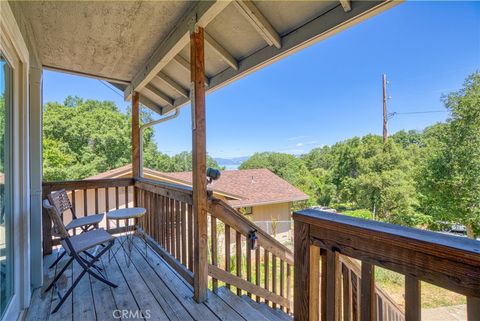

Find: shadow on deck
<box><xmin>26</xmin><ymin>237</ymin><xmax>287</xmax><ymax>321</ymax></box>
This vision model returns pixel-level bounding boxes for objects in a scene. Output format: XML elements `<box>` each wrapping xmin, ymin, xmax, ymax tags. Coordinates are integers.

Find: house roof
<box><xmin>11</xmin><ymin>1</ymin><xmax>399</xmax><ymax>115</ymax></box>
<box><xmin>88</xmin><ymin>164</ymin><xmax>309</xmax><ymax>208</ymax></box>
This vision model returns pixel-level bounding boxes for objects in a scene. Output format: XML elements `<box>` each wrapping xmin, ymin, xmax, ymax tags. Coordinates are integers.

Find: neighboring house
<box><xmin>84</xmin><ymin>164</ymin><xmax>309</xmax><ymax>236</ymax></box>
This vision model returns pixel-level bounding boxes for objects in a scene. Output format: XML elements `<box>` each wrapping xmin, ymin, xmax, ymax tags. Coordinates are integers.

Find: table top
<box><xmin>107</xmin><ymin>207</ymin><xmax>146</xmax><ymax>220</ymax></box>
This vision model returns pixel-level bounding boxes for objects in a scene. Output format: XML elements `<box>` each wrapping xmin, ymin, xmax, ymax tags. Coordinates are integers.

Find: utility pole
<box><xmin>382</xmin><ymin>74</ymin><xmax>388</xmax><ymax>144</ymax></box>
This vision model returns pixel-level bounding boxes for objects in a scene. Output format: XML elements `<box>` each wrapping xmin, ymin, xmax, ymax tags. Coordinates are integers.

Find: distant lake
<box><xmin>221</xmin><ymin>164</ymin><xmax>239</xmax><ymax>170</ymax></box>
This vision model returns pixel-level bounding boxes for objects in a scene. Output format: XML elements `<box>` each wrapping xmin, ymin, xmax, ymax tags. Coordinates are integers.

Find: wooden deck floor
<box><xmin>25</xmin><ymin>237</ymin><xmax>263</xmax><ymax>321</ymax></box>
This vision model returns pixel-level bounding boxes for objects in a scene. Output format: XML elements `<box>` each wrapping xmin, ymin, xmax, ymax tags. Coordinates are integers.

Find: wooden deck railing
<box><xmin>339</xmin><ymin>255</ymin><xmax>404</xmax><ymax>321</ymax></box>
<box><xmin>42</xmin><ymin>177</ymin><xmax>296</xmax><ymax>311</ymax></box>
<box><xmin>293</xmin><ymin>209</ymin><xmax>480</xmax><ymax>321</ymax></box>
<box><xmin>42</xmin><ymin>178</ymin><xmax>135</xmax><ymax>254</ymax></box>
<box><xmin>208</xmin><ymin>198</ymin><xmax>294</xmax><ymax>312</ymax></box>
<box><xmin>134</xmin><ymin>177</ymin><xmax>195</xmax><ymax>285</ymax></box>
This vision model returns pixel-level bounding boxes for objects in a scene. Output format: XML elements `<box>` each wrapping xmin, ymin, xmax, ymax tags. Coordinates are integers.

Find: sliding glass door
<box><xmin>0</xmin><ymin>53</ymin><xmax>13</xmax><ymax>318</ymax></box>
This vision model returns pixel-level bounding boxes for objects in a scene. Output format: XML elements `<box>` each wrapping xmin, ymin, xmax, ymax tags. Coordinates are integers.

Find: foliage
<box><xmin>418</xmin><ymin>72</ymin><xmax>480</xmax><ymax>238</ymax></box>
<box><xmin>43</xmin><ymin>96</ymin><xmax>220</xmax><ymax>181</ymax></box>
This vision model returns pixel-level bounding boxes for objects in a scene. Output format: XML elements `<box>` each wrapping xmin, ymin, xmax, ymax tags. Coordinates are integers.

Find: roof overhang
<box><xmin>13</xmin><ymin>0</ymin><xmax>401</xmax><ymax>115</ymax></box>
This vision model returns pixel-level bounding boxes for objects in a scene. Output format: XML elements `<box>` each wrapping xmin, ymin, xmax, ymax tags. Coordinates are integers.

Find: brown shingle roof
<box><xmin>88</xmin><ymin>165</ymin><xmax>309</xmax><ymax>207</ymax></box>
<box><xmin>160</xmin><ymin>169</ymin><xmax>309</xmax><ymax>207</ymax></box>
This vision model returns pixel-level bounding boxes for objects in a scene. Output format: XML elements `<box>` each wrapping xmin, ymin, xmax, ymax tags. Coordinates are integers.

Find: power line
<box><xmin>388</xmin><ymin>110</ymin><xmax>448</xmax><ymax>119</ymax></box>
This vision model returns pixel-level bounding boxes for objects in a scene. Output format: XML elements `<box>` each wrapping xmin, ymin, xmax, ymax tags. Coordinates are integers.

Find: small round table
<box><xmin>107</xmin><ymin>207</ymin><xmax>147</xmax><ymax>266</ymax></box>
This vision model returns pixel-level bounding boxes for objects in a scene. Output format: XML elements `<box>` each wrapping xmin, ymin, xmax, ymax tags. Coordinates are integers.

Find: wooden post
<box><xmin>131</xmin><ymin>92</ymin><xmax>140</xmax><ymax>178</ymax></box>
<box><xmin>467</xmin><ymin>296</ymin><xmax>480</xmax><ymax>321</ymax></box>
<box><xmin>405</xmin><ymin>276</ymin><xmax>421</xmax><ymax>321</ymax></box>
<box><xmin>191</xmin><ymin>26</ymin><xmax>208</xmax><ymax>303</ymax></box>
<box><xmin>294</xmin><ymin>221</ymin><xmax>319</xmax><ymax>321</ymax></box>
<box><xmin>360</xmin><ymin>263</ymin><xmax>375</xmax><ymax>321</ymax></box>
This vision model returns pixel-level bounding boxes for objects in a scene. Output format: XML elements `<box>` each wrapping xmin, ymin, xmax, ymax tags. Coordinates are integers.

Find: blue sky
<box><xmin>44</xmin><ymin>1</ymin><xmax>480</xmax><ymax>158</ymax></box>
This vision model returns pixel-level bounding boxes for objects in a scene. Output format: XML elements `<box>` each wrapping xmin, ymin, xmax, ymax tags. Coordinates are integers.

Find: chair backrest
<box><xmin>43</xmin><ymin>199</ymin><xmax>69</xmax><ymax>239</ymax></box>
<box><xmin>48</xmin><ymin>189</ymin><xmax>77</xmax><ymax>220</ymax></box>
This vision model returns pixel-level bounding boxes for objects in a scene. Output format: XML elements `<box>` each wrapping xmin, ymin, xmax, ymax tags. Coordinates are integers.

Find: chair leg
<box><xmin>52</xmin><ymin>241</ymin><xmax>117</xmax><ymax>313</ymax></box>
<box><xmin>52</xmin><ymin>269</ymin><xmax>88</xmax><ymax>313</ymax></box>
<box><xmin>49</xmin><ymin>250</ymin><xmax>66</xmax><ymax>269</ymax></box>
<box><xmin>45</xmin><ymin>257</ymin><xmax>74</xmax><ymax>292</ymax></box>
<box><xmin>76</xmin><ymin>241</ymin><xmax>117</xmax><ymax>288</ymax></box>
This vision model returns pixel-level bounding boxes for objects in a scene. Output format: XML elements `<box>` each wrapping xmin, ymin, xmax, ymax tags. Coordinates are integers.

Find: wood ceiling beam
<box><xmin>205</xmin><ymin>32</ymin><xmax>238</xmax><ymax>70</ymax></box>
<box><xmin>233</xmin><ymin>0</ymin><xmax>281</xmax><ymax>49</ymax></box>
<box><xmin>143</xmin><ymin>84</ymin><xmax>174</xmax><ymax>108</ymax></box>
<box><xmin>173</xmin><ymin>56</ymin><xmax>210</xmax><ymax>86</ymax></box>
<box><xmin>138</xmin><ymin>95</ymin><xmax>163</xmax><ymax>115</ymax></box>
<box><xmin>163</xmin><ymin>1</ymin><xmax>399</xmax><ymax>115</ymax></box>
<box><xmin>125</xmin><ymin>0</ymin><xmax>230</xmax><ymax>100</ymax></box>
<box><xmin>340</xmin><ymin>0</ymin><xmax>352</xmax><ymax>12</ymax></box>
<box><xmin>156</xmin><ymin>73</ymin><xmax>189</xmax><ymax>99</ymax></box>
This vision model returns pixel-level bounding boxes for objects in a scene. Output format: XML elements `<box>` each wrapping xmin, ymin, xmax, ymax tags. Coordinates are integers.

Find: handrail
<box><xmin>293</xmin><ymin>209</ymin><xmax>480</xmax><ymax>321</ymax></box>
<box><xmin>207</xmin><ymin>197</ymin><xmax>293</xmax><ymax>311</ymax></box>
<box><xmin>208</xmin><ymin>197</ymin><xmax>294</xmax><ymax>264</ymax></box>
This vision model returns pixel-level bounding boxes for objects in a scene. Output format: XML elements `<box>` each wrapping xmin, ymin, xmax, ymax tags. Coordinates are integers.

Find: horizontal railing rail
<box><xmin>293</xmin><ymin>209</ymin><xmax>480</xmax><ymax>321</ymax></box>
<box><xmin>208</xmin><ymin>197</ymin><xmax>294</xmax><ymax>312</ymax></box>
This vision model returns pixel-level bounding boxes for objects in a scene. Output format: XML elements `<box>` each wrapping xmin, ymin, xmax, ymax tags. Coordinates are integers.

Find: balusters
<box><xmin>211</xmin><ymin>216</ymin><xmax>218</xmax><ymax>292</ymax></box>
<box><xmin>181</xmin><ymin>202</ymin><xmax>187</xmax><ymax>266</ymax></box>
<box><xmin>115</xmin><ymin>186</ymin><xmax>120</xmax><ymax>228</ymax></box>
<box><xmin>280</xmin><ymin>260</ymin><xmax>284</xmax><ymax>311</ymax></box>
<box><xmin>83</xmin><ymin>189</ymin><xmax>87</xmax><ymax>216</ymax></box>
<box><xmin>264</xmin><ymin>249</ymin><xmax>270</xmax><ymax>306</ymax></box>
<box><xmin>246</xmin><ymin>242</ymin><xmax>252</xmax><ymax>298</ymax></box>
<box><xmin>105</xmin><ymin>187</ymin><xmax>110</xmax><ymax>230</ymax></box>
<box><xmin>272</xmin><ymin>254</ymin><xmax>277</xmax><ymax>308</ymax></box>
<box><xmin>94</xmin><ymin>188</ymin><xmax>99</xmax><ymax>214</ymax></box>
<box><xmin>361</xmin><ymin>263</ymin><xmax>375</xmax><ymax>321</ymax></box>
<box><xmin>188</xmin><ymin>204</ymin><xmax>193</xmax><ymax>272</ymax></box>
<box><xmin>175</xmin><ymin>200</ymin><xmax>181</xmax><ymax>260</ymax></box>
<box><xmin>286</xmin><ymin>263</ymin><xmax>292</xmax><ymax>313</ymax></box>
<box><xmin>225</xmin><ymin>224</ymin><xmax>231</xmax><ymax>289</ymax></box>
<box><xmin>236</xmin><ymin>231</ymin><xmax>242</xmax><ymax>296</ymax></box>
<box><xmin>342</xmin><ymin>264</ymin><xmax>352</xmax><ymax>321</ymax></box>
<box><xmin>405</xmin><ymin>276</ymin><xmax>420</xmax><ymax>321</ymax></box>
<box><xmin>255</xmin><ymin>247</ymin><xmax>261</xmax><ymax>303</ymax></box>
<box><xmin>467</xmin><ymin>297</ymin><xmax>480</xmax><ymax>321</ymax></box>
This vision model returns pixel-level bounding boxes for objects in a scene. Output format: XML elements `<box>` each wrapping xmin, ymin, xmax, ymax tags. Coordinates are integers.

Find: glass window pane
<box><xmin>0</xmin><ymin>53</ymin><xmax>13</xmax><ymax>318</ymax></box>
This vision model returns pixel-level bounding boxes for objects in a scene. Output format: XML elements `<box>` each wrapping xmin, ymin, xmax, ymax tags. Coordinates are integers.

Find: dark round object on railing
<box><xmin>206</xmin><ymin>168</ymin><xmax>221</xmax><ymax>181</ymax></box>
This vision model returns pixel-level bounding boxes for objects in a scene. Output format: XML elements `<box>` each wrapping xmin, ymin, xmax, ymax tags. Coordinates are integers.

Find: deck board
<box><xmin>26</xmin><ymin>237</ymin><xmax>253</xmax><ymax>321</ymax></box>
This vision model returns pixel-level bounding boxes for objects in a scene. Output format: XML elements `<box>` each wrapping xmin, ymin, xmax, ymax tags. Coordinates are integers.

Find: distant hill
<box><xmin>215</xmin><ymin>156</ymin><xmax>250</xmax><ymax>169</ymax></box>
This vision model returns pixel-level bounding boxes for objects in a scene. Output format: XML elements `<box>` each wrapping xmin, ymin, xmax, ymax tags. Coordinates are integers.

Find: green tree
<box><xmin>240</xmin><ymin>152</ymin><xmax>314</xmax><ymax>205</ymax></box>
<box><xmin>419</xmin><ymin>72</ymin><xmax>480</xmax><ymax>238</ymax></box>
<box><xmin>43</xmin><ymin>97</ymin><xmax>170</xmax><ymax>180</ymax></box>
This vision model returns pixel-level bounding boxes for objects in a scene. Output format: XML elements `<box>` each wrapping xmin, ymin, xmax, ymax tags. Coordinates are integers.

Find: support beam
<box><xmin>191</xmin><ymin>26</ymin><xmax>209</xmax><ymax>303</ymax></box>
<box><xmin>233</xmin><ymin>0</ymin><xmax>281</xmax><ymax>48</ymax></box>
<box><xmin>125</xmin><ymin>0</ymin><xmax>229</xmax><ymax>100</ymax></box>
<box><xmin>156</xmin><ymin>73</ymin><xmax>189</xmax><ymax>99</ymax></box>
<box><xmin>131</xmin><ymin>92</ymin><xmax>141</xmax><ymax>178</ymax></box>
<box><xmin>165</xmin><ymin>1</ymin><xmax>398</xmax><ymax>115</ymax></box>
<box><xmin>205</xmin><ymin>32</ymin><xmax>238</xmax><ymax>70</ymax></box>
<box><xmin>340</xmin><ymin>0</ymin><xmax>352</xmax><ymax>12</ymax></box>
<box><xmin>173</xmin><ymin>55</ymin><xmax>210</xmax><ymax>86</ymax></box>
<box><xmin>143</xmin><ymin>84</ymin><xmax>174</xmax><ymax>108</ymax></box>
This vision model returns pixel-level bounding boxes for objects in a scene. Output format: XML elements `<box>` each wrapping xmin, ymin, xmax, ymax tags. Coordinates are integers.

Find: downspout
<box><xmin>139</xmin><ymin>107</ymin><xmax>180</xmax><ymax>177</ymax></box>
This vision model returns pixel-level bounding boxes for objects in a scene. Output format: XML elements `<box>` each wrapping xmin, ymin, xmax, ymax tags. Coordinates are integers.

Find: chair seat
<box><xmin>62</xmin><ymin>228</ymin><xmax>114</xmax><ymax>254</ymax></box>
<box><xmin>65</xmin><ymin>214</ymin><xmax>104</xmax><ymax>230</ymax></box>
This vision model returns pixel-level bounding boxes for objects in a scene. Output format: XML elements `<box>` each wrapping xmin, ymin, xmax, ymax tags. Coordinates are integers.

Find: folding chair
<box><xmin>46</xmin><ymin>189</ymin><xmax>104</xmax><ymax>269</ymax></box>
<box><xmin>43</xmin><ymin>199</ymin><xmax>117</xmax><ymax>313</ymax></box>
